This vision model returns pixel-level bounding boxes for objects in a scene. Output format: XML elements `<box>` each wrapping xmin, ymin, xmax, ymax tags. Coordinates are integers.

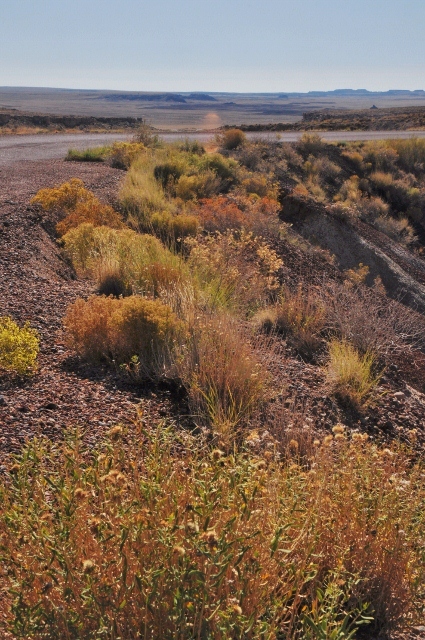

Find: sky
<box><xmin>0</xmin><ymin>0</ymin><xmax>424</xmax><ymax>93</ymax></box>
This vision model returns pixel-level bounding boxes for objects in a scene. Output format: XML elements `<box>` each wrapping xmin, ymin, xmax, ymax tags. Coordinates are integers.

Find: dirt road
<box><xmin>2</xmin><ymin>130</ymin><xmax>425</xmax><ymax>166</ymax></box>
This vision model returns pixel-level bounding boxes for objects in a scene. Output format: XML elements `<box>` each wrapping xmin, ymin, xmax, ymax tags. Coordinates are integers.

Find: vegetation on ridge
<box><xmin>7</xmin><ymin>127</ymin><xmax>425</xmax><ymax>637</ymax></box>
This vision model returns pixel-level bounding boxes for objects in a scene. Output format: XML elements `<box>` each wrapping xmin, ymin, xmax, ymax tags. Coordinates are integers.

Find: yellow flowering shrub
<box><xmin>0</xmin><ymin>317</ymin><xmax>39</xmax><ymax>375</ymax></box>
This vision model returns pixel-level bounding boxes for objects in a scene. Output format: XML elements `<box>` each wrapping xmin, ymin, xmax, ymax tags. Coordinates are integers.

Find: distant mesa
<box><xmin>188</xmin><ymin>93</ymin><xmax>217</xmax><ymax>101</ymax></box>
<box><xmin>370</xmin><ymin>105</ymin><xmax>379</xmax><ymax>109</ymax></box>
<box><xmin>103</xmin><ymin>93</ymin><xmax>187</xmax><ymax>103</ymax></box>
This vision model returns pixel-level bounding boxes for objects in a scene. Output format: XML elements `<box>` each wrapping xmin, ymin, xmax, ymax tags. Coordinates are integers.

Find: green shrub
<box><xmin>0</xmin><ymin>316</ymin><xmax>39</xmax><ymax>375</ymax></box>
<box><xmin>177</xmin><ymin>138</ymin><xmax>205</xmax><ymax>155</ymax></box>
<box><xmin>31</xmin><ymin>178</ymin><xmax>93</xmax><ymax>212</ymax></box>
<box><xmin>174</xmin><ymin>171</ymin><xmax>222</xmax><ymax>201</ymax></box>
<box><xmin>65</xmin><ymin>146</ymin><xmax>109</xmax><ymax>162</ymax></box>
<box><xmin>108</xmin><ymin>141</ymin><xmax>145</xmax><ymax>169</ymax></box>
<box><xmin>64</xmin><ymin>295</ymin><xmax>182</xmax><ymax>379</ymax></box>
<box><xmin>62</xmin><ymin>224</ymin><xmax>187</xmax><ymax>297</ymax></box>
<box><xmin>199</xmin><ymin>153</ymin><xmax>238</xmax><ymax>186</ymax></box>
<box><xmin>153</xmin><ymin>161</ymin><xmax>184</xmax><ymax>190</ymax></box>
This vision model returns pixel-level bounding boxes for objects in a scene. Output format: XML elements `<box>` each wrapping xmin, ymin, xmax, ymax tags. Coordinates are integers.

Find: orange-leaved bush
<box><xmin>31</xmin><ymin>178</ymin><xmax>123</xmax><ymax>236</ymax></box>
<box><xmin>64</xmin><ymin>295</ymin><xmax>183</xmax><ymax>379</ymax></box>
<box><xmin>56</xmin><ymin>200</ymin><xmax>123</xmax><ymax>236</ymax></box>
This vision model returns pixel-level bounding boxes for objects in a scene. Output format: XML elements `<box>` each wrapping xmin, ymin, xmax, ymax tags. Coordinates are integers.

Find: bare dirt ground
<box><xmin>0</xmin><ymin>159</ymin><xmax>185</xmax><ymax>461</ymax></box>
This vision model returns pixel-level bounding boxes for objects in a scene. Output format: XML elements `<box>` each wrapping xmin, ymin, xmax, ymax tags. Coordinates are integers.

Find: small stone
<box><xmin>393</xmin><ymin>392</ymin><xmax>405</xmax><ymax>399</ymax></box>
<box><xmin>0</xmin><ymin>395</ymin><xmax>6</xmax><ymax>405</ymax></box>
<box><xmin>44</xmin><ymin>402</ymin><xmax>59</xmax><ymax>411</ymax></box>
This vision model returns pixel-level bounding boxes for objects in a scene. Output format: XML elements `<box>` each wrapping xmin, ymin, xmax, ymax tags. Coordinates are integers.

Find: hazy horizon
<box><xmin>1</xmin><ymin>0</ymin><xmax>424</xmax><ymax>93</ymax></box>
<box><xmin>1</xmin><ymin>86</ymin><xmax>424</xmax><ymax>96</ymax></box>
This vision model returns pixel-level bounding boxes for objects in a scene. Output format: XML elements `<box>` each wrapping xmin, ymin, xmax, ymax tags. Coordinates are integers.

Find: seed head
<box><xmin>332</xmin><ymin>424</ymin><xmax>345</xmax><ymax>434</ymax></box>
<box><xmin>173</xmin><ymin>546</ymin><xmax>186</xmax><ymax>557</ymax></box>
<box><xmin>211</xmin><ymin>449</ymin><xmax>224</xmax><ymax>461</ymax></box>
<box><xmin>186</xmin><ymin>521</ymin><xmax>199</xmax><ymax>534</ymax></box>
<box><xmin>202</xmin><ymin>529</ymin><xmax>219</xmax><ymax>546</ymax></box>
<box><xmin>82</xmin><ymin>560</ymin><xmax>96</xmax><ymax>574</ymax></box>
<box><xmin>108</xmin><ymin>426</ymin><xmax>123</xmax><ymax>440</ymax></box>
<box><xmin>74</xmin><ymin>488</ymin><xmax>88</xmax><ymax>501</ymax></box>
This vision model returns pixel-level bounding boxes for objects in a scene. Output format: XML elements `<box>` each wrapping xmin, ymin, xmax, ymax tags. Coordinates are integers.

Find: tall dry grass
<box><xmin>1</xmin><ymin>424</ymin><xmax>424</xmax><ymax>638</ymax></box>
<box><xmin>174</xmin><ymin>313</ymin><xmax>269</xmax><ymax>443</ymax></box>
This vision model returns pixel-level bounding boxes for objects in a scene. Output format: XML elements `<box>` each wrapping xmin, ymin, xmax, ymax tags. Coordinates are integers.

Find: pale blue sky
<box><xmin>0</xmin><ymin>0</ymin><xmax>424</xmax><ymax>92</ymax></box>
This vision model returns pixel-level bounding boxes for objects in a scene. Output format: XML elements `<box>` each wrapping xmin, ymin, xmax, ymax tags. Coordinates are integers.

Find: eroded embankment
<box><xmin>281</xmin><ymin>193</ymin><xmax>425</xmax><ymax>313</ymax></box>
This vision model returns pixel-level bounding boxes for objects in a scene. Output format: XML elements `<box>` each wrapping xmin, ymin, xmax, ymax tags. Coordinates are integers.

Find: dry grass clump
<box><xmin>120</xmin><ymin>152</ymin><xmax>169</xmax><ymax>226</ymax></box>
<box><xmin>322</xmin><ymin>282</ymin><xmax>424</xmax><ymax>358</ymax></box>
<box><xmin>344</xmin><ymin>262</ymin><xmax>370</xmax><ymax>285</ymax></box>
<box><xmin>296</xmin><ymin>133</ymin><xmax>326</xmax><ymax>157</ymax></box>
<box><xmin>1</xmin><ymin>424</ymin><xmax>424</xmax><ymax>638</ymax></box>
<box><xmin>0</xmin><ymin>316</ymin><xmax>39</xmax><ymax>375</ymax></box>
<box><xmin>362</xmin><ymin>141</ymin><xmax>399</xmax><ymax>172</ymax></box>
<box><xmin>64</xmin><ymin>295</ymin><xmax>182</xmax><ymax>378</ymax></box>
<box><xmin>256</xmin><ymin>285</ymin><xmax>326</xmax><ymax>358</ymax></box>
<box><xmin>391</xmin><ymin>137</ymin><xmax>425</xmax><ymax>173</ymax></box>
<box><xmin>326</xmin><ymin>339</ymin><xmax>381</xmax><ymax>407</ymax></box>
<box><xmin>373</xmin><ymin>214</ymin><xmax>417</xmax><ymax>245</ymax></box>
<box><xmin>175</xmin><ymin>313</ymin><xmax>267</xmax><ymax>440</ymax></box>
<box><xmin>150</xmin><ymin>210</ymin><xmax>199</xmax><ymax>245</ymax></box>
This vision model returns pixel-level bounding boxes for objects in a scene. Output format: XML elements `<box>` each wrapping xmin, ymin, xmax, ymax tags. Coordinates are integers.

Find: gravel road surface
<box><xmin>2</xmin><ymin>130</ymin><xmax>425</xmax><ymax>165</ymax></box>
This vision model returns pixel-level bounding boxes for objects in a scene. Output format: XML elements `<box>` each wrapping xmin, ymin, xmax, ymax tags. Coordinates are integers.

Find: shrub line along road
<box><xmin>1</xmin><ymin>130</ymin><xmax>425</xmax><ymax>166</ymax></box>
